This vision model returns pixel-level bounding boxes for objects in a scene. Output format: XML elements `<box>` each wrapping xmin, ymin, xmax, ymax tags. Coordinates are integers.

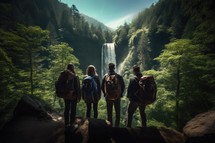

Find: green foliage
<box><xmin>147</xmin><ymin>119</ymin><xmax>166</xmax><ymax>128</ymax></box>
<box><xmin>1</xmin><ymin>0</ymin><xmax>215</xmax><ymax>131</ymax></box>
<box><xmin>154</xmin><ymin>39</ymin><xmax>215</xmax><ymax>129</ymax></box>
<box><xmin>0</xmin><ymin>48</ymin><xmax>13</xmax><ymax>95</ymax></box>
<box><xmin>114</xmin><ymin>23</ymin><xmax>130</xmax><ymax>65</ymax></box>
<box><xmin>16</xmin><ymin>24</ymin><xmax>50</xmax><ymax>96</ymax></box>
<box><xmin>97</xmin><ymin>99</ymin><xmax>108</xmax><ymax>119</ymax></box>
<box><xmin>0</xmin><ymin>25</ymin><xmax>50</xmax><ymax>127</ymax></box>
<box><xmin>0</xmin><ymin>0</ymin><xmax>112</xmax><ymax>75</ymax></box>
<box><xmin>43</xmin><ymin>42</ymin><xmax>83</xmax><ymax>110</ymax></box>
<box><xmin>49</xmin><ymin>42</ymin><xmax>81</xmax><ymax>73</ymax></box>
<box><xmin>0</xmin><ymin>29</ymin><xmax>24</xmax><ymax>128</ymax></box>
<box><xmin>113</xmin><ymin>0</ymin><xmax>215</xmax><ymax>130</ymax></box>
<box><xmin>0</xmin><ymin>24</ymin><xmax>84</xmax><ymax>128</ymax></box>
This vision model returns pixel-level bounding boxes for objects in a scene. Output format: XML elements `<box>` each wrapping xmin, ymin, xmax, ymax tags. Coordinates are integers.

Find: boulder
<box><xmin>0</xmin><ymin>95</ymin><xmax>65</xmax><ymax>143</ymax></box>
<box><xmin>183</xmin><ymin>111</ymin><xmax>215</xmax><ymax>143</ymax></box>
<box><xmin>13</xmin><ymin>95</ymin><xmax>51</xmax><ymax>119</ymax></box>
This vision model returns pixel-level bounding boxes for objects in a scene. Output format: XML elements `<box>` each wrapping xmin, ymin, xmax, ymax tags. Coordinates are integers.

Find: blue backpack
<box><xmin>82</xmin><ymin>76</ymin><xmax>98</xmax><ymax>103</ymax></box>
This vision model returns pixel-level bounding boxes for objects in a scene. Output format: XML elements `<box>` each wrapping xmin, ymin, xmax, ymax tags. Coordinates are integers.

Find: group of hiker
<box><xmin>55</xmin><ymin>63</ymin><xmax>157</xmax><ymax>128</ymax></box>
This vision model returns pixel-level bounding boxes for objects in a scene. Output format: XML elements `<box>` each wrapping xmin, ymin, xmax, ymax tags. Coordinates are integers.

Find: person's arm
<box><xmin>118</xmin><ymin>75</ymin><xmax>125</xmax><ymax>97</ymax></box>
<box><xmin>96</xmin><ymin>76</ymin><xmax>101</xmax><ymax>99</ymax></box>
<box><xmin>75</xmin><ymin>76</ymin><xmax>81</xmax><ymax>102</ymax></box>
<box><xmin>101</xmin><ymin>75</ymin><xmax>106</xmax><ymax>97</ymax></box>
<box><xmin>127</xmin><ymin>77</ymin><xmax>136</xmax><ymax>100</ymax></box>
<box><xmin>81</xmin><ymin>77</ymin><xmax>85</xmax><ymax>100</ymax></box>
<box><xmin>127</xmin><ymin>78</ymin><xmax>132</xmax><ymax>99</ymax></box>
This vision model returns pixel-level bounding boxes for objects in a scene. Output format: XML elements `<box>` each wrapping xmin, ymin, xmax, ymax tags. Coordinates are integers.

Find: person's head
<box><xmin>86</xmin><ymin>65</ymin><xmax>97</xmax><ymax>76</ymax></box>
<box><xmin>108</xmin><ymin>63</ymin><xmax>115</xmax><ymax>72</ymax></box>
<box><xmin>132</xmin><ymin>65</ymin><xmax>140</xmax><ymax>74</ymax></box>
<box><xmin>67</xmin><ymin>63</ymin><xmax>75</xmax><ymax>73</ymax></box>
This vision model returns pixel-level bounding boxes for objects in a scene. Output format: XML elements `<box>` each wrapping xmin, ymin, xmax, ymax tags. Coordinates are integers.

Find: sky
<box><xmin>60</xmin><ymin>0</ymin><xmax>158</xmax><ymax>29</ymax></box>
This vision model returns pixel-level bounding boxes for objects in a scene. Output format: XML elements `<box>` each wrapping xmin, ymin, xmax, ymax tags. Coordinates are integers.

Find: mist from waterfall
<box><xmin>101</xmin><ymin>43</ymin><xmax>116</xmax><ymax>76</ymax></box>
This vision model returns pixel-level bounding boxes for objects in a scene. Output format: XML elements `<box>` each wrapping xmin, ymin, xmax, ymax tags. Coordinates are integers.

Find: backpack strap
<box><xmin>134</xmin><ymin>75</ymin><xmax>140</xmax><ymax>83</ymax></box>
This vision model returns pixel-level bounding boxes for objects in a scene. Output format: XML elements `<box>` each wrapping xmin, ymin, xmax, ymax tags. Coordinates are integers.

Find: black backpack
<box><xmin>55</xmin><ymin>71</ymin><xmax>75</xmax><ymax>98</ymax></box>
<box><xmin>135</xmin><ymin>75</ymin><xmax>157</xmax><ymax>104</ymax></box>
<box><xmin>82</xmin><ymin>76</ymin><xmax>98</xmax><ymax>103</ymax></box>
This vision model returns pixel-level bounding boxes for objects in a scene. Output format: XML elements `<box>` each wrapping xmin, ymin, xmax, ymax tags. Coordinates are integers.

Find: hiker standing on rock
<box><xmin>56</xmin><ymin>63</ymin><xmax>81</xmax><ymax>126</ymax></box>
<box><xmin>101</xmin><ymin>63</ymin><xmax>125</xmax><ymax>127</ymax></box>
<box><xmin>126</xmin><ymin>65</ymin><xmax>146</xmax><ymax>127</ymax></box>
<box><xmin>82</xmin><ymin>65</ymin><xmax>101</xmax><ymax>119</ymax></box>
<box><xmin>126</xmin><ymin>65</ymin><xmax>157</xmax><ymax>127</ymax></box>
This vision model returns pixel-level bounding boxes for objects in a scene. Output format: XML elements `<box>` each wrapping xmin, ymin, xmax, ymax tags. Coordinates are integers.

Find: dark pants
<box><xmin>86</xmin><ymin>102</ymin><xmax>98</xmax><ymax>118</ymax></box>
<box><xmin>106</xmin><ymin>98</ymin><xmax>121</xmax><ymax>127</ymax></box>
<box><xmin>64</xmin><ymin>99</ymin><xmax>77</xmax><ymax>125</ymax></box>
<box><xmin>127</xmin><ymin>101</ymin><xmax>146</xmax><ymax>127</ymax></box>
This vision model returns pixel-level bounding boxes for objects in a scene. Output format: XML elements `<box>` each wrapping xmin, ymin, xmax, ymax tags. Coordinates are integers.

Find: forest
<box><xmin>0</xmin><ymin>0</ymin><xmax>215</xmax><ymax>133</ymax></box>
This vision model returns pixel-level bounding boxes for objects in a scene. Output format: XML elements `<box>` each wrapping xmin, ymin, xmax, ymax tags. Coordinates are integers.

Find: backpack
<box><xmin>135</xmin><ymin>75</ymin><xmax>157</xmax><ymax>105</ymax></box>
<box><xmin>82</xmin><ymin>76</ymin><xmax>98</xmax><ymax>103</ymax></box>
<box><xmin>104</xmin><ymin>74</ymin><xmax>121</xmax><ymax>100</ymax></box>
<box><xmin>55</xmin><ymin>70</ymin><xmax>75</xmax><ymax>99</ymax></box>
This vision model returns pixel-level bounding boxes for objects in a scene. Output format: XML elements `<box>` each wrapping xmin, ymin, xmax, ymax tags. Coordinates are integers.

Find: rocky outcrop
<box><xmin>13</xmin><ymin>95</ymin><xmax>51</xmax><ymax>119</ymax></box>
<box><xmin>66</xmin><ymin>118</ymin><xmax>185</xmax><ymax>143</ymax></box>
<box><xmin>0</xmin><ymin>95</ymin><xmax>65</xmax><ymax>143</ymax></box>
<box><xmin>183</xmin><ymin>111</ymin><xmax>215</xmax><ymax>143</ymax></box>
<box><xmin>1</xmin><ymin>95</ymin><xmax>214</xmax><ymax>143</ymax></box>
<box><xmin>160</xmin><ymin>127</ymin><xmax>185</xmax><ymax>143</ymax></box>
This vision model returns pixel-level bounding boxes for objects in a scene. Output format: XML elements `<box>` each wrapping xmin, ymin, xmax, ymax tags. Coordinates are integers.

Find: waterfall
<box><xmin>101</xmin><ymin>43</ymin><xmax>116</xmax><ymax>76</ymax></box>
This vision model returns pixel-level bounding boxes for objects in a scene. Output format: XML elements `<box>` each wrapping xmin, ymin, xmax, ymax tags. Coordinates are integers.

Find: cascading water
<box><xmin>101</xmin><ymin>43</ymin><xmax>116</xmax><ymax>76</ymax></box>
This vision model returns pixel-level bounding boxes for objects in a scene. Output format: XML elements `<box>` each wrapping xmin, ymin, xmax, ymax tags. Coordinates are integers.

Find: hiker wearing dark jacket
<box><xmin>126</xmin><ymin>65</ymin><xmax>146</xmax><ymax>127</ymax></box>
<box><xmin>101</xmin><ymin>63</ymin><xmax>125</xmax><ymax>127</ymax></box>
<box><xmin>82</xmin><ymin>65</ymin><xmax>101</xmax><ymax>118</ymax></box>
<box><xmin>62</xmin><ymin>63</ymin><xmax>81</xmax><ymax>126</ymax></box>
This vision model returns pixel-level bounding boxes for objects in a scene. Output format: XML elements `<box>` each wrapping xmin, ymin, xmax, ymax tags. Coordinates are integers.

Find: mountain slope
<box><xmin>0</xmin><ymin>0</ymin><xmax>113</xmax><ymax>74</ymax></box>
<box><xmin>82</xmin><ymin>14</ymin><xmax>113</xmax><ymax>32</ymax></box>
